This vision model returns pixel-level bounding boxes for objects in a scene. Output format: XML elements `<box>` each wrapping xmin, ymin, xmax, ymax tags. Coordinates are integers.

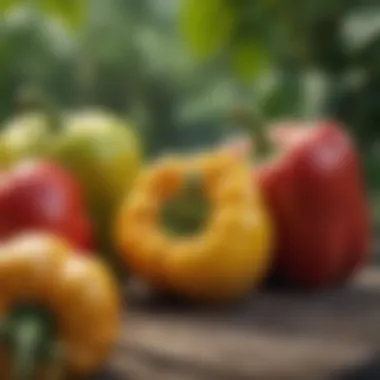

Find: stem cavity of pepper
<box><xmin>47</xmin><ymin>342</ymin><xmax>65</xmax><ymax>380</ymax></box>
<box><xmin>11</xmin><ymin>313</ymin><xmax>45</xmax><ymax>380</ymax></box>
<box><xmin>162</xmin><ymin>171</ymin><xmax>209</xmax><ymax>236</ymax></box>
<box><xmin>0</xmin><ymin>306</ymin><xmax>59</xmax><ymax>380</ymax></box>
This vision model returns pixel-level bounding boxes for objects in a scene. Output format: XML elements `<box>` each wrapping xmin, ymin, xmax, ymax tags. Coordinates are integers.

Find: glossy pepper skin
<box><xmin>116</xmin><ymin>149</ymin><xmax>273</xmax><ymax>302</ymax></box>
<box><xmin>1</xmin><ymin>107</ymin><xmax>142</xmax><ymax>254</ymax></box>
<box><xmin>228</xmin><ymin>119</ymin><xmax>371</xmax><ymax>289</ymax></box>
<box><xmin>0</xmin><ymin>232</ymin><xmax>121</xmax><ymax>379</ymax></box>
<box><xmin>0</xmin><ymin>160</ymin><xmax>93</xmax><ymax>252</ymax></box>
<box><xmin>0</xmin><ymin>113</ymin><xmax>50</xmax><ymax>168</ymax></box>
<box><xmin>50</xmin><ymin>111</ymin><xmax>142</xmax><ymax>219</ymax></box>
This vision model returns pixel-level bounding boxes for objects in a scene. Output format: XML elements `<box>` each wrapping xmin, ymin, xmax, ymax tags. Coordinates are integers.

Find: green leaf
<box><xmin>180</xmin><ymin>0</ymin><xmax>236</xmax><ymax>60</ymax></box>
<box><xmin>39</xmin><ymin>0</ymin><xmax>86</xmax><ymax>28</ymax></box>
<box><xmin>259</xmin><ymin>69</ymin><xmax>303</xmax><ymax>119</ymax></box>
<box><xmin>0</xmin><ymin>0</ymin><xmax>86</xmax><ymax>27</ymax></box>
<box><xmin>231</xmin><ymin>39</ymin><xmax>270</xmax><ymax>81</ymax></box>
<box><xmin>355</xmin><ymin>33</ymin><xmax>380</xmax><ymax>76</ymax></box>
<box><xmin>0</xmin><ymin>0</ymin><xmax>15</xmax><ymax>13</ymax></box>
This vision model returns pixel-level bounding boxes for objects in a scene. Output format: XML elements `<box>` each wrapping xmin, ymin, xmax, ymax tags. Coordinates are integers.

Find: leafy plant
<box><xmin>180</xmin><ymin>0</ymin><xmax>380</xmax><ymax>188</ymax></box>
<box><xmin>0</xmin><ymin>0</ymin><xmax>86</xmax><ymax>28</ymax></box>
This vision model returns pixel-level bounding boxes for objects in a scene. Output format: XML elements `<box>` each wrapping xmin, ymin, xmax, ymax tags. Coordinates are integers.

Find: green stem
<box><xmin>162</xmin><ymin>172</ymin><xmax>208</xmax><ymax>236</ymax></box>
<box><xmin>47</xmin><ymin>342</ymin><xmax>65</xmax><ymax>380</ymax></box>
<box><xmin>0</xmin><ymin>319</ymin><xmax>8</xmax><ymax>338</ymax></box>
<box><xmin>16</xmin><ymin>86</ymin><xmax>63</xmax><ymax>133</ymax></box>
<box><xmin>232</xmin><ymin>107</ymin><xmax>272</xmax><ymax>157</ymax></box>
<box><xmin>11</xmin><ymin>314</ymin><xmax>45</xmax><ymax>380</ymax></box>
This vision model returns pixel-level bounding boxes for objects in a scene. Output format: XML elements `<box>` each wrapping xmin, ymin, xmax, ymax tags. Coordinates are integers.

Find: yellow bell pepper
<box><xmin>116</xmin><ymin>149</ymin><xmax>273</xmax><ymax>302</ymax></box>
<box><xmin>0</xmin><ymin>233</ymin><xmax>121</xmax><ymax>380</ymax></box>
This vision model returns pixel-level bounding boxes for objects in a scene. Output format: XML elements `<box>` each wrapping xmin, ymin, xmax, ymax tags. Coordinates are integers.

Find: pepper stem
<box><xmin>47</xmin><ymin>342</ymin><xmax>65</xmax><ymax>380</ymax></box>
<box><xmin>16</xmin><ymin>86</ymin><xmax>63</xmax><ymax>132</ymax></box>
<box><xmin>231</xmin><ymin>107</ymin><xmax>272</xmax><ymax>157</ymax></box>
<box><xmin>162</xmin><ymin>172</ymin><xmax>208</xmax><ymax>235</ymax></box>
<box><xmin>0</xmin><ymin>319</ymin><xmax>8</xmax><ymax>338</ymax></box>
<box><xmin>11</xmin><ymin>314</ymin><xmax>45</xmax><ymax>380</ymax></box>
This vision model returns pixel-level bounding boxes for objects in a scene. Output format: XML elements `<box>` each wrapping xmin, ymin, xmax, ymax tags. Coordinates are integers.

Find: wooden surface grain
<box><xmin>95</xmin><ymin>267</ymin><xmax>380</xmax><ymax>380</ymax></box>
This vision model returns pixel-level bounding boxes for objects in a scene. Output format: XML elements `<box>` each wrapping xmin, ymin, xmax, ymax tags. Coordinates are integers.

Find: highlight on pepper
<box><xmin>0</xmin><ymin>159</ymin><xmax>94</xmax><ymax>252</ymax></box>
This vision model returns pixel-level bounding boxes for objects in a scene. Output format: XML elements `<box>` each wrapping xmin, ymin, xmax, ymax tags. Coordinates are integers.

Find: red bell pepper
<box><xmin>226</xmin><ymin>113</ymin><xmax>372</xmax><ymax>289</ymax></box>
<box><xmin>0</xmin><ymin>160</ymin><xmax>94</xmax><ymax>253</ymax></box>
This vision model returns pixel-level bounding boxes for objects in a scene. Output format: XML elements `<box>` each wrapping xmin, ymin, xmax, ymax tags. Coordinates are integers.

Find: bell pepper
<box><xmin>116</xmin><ymin>149</ymin><xmax>273</xmax><ymax>302</ymax></box>
<box><xmin>0</xmin><ymin>113</ymin><xmax>51</xmax><ymax>169</ymax></box>
<box><xmin>226</xmin><ymin>110</ymin><xmax>372</xmax><ymax>289</ymax></box>
<box><xmin>0</xmin><ymin>232</ymin><xmax>121</xmax><ymax>380</ymax></box>
<box><xmin>1</xmin><ymin>90</ymin><xmax>142</xmax><ymax>255</ymax></box>
<box><xmin>0</xmin><ymin>160</ymin><xmax>94</xmax><ymax>252</ymax></box>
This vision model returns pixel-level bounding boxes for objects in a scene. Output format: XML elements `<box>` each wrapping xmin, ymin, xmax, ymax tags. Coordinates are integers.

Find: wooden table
<box><xmin>95</xmin><ymin>267</ymin><xmax>380</xmax><ymax>380</ymax></box>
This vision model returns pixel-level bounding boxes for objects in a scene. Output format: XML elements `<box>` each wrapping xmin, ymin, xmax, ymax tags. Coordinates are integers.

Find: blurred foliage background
<box><xmin>0</xmin><ymin>0</ymin><xmax>379</xmax><ymax>191</ymax></box>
